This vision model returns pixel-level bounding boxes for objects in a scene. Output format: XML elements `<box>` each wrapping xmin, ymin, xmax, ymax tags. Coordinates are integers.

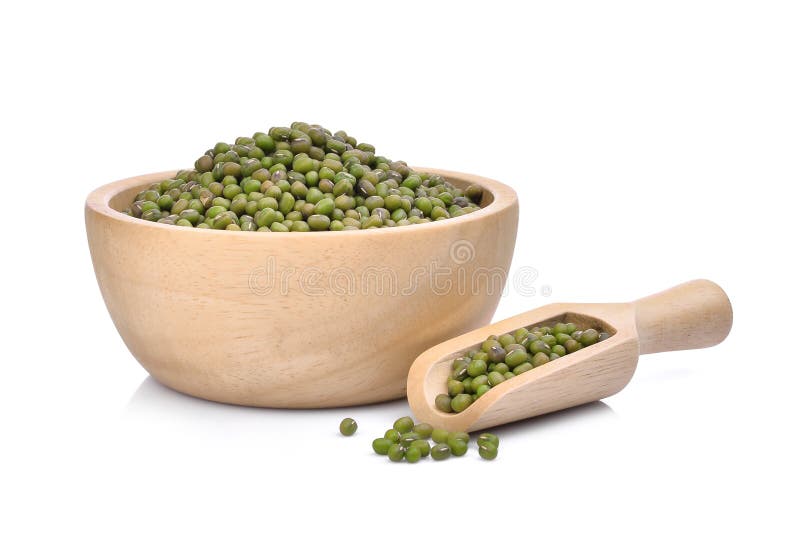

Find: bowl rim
<box><xmin>85</xmin><ymin>167</ymin><xmax>518</xmax><ymax>237</ymax></box>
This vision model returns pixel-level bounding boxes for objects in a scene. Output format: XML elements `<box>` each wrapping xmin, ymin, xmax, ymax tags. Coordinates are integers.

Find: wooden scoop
<box><xmin>407</xmin><ymin>279</ymin><xmax>732</xmax><ymax>432</ymax></box>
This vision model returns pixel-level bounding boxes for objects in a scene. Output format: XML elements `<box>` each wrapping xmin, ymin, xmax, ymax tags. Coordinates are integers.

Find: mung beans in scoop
<box><xmin>437</xmin><ymin>322</ymin><xmax>612</xmax><ymax>413</ymax></box>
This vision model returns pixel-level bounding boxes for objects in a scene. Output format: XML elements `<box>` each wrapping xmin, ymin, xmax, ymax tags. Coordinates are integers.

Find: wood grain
<box><xmin>407</xmin><ymin>280</ymin><xmax>733</xmax><ymax>432</ymax></box>
<box><xmin>85</xmin><ymin>168</ymin><xmax>519</xmax><ymax>408</ymax></box>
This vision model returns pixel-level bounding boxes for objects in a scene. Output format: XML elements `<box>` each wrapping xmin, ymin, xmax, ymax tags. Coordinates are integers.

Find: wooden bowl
<box><xmin>85</xmin><ymin>168</ymin><xmax>518</xmax><ymax>407</ymax></box>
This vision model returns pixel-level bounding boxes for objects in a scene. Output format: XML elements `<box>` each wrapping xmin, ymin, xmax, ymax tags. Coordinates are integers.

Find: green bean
<box><xmin>478</xmin><ymin>442</ymin><xmax>498</xmax><ymax>460</ymax></box>
<box><xmin>431</xmin><ymin>444</ymin><xmax>451</xmax><ymax>461</ymax></box>
<box><xmin>384</xmin><ymin>429</ymin><xmax>401</xmax><ymax>443</ymax></box>
<box><xmin>477</xmin><ymin>433</ymin><xmax>499</xmax><ymax>448</ymax></box>
<box><xmin>410</xmin><ymin>440</ymin><xmax>430</xmax><ymax>457</ymax></box>
<box><xmin>339</xmin><ymin>418</ymin><xmax>357</xmax><ymax>436</ymax></box>
<box><xmin>393</xmin><ymin>416</ymin><xmax>415</xmax><ymax>434</ymax></box>
<box><xmin>435</xmin><ymin>394</ymin><xmax>453</xmax><ymax>412</ymax></box>
<box><xmin>405</xmin><ymin>446</ymin><xmax>422</xmax><ymax>463</ymax></box>
<box><xmin>431</xmin><ymin>428</ymin><xmax>449</xmax><ymax>444</ymax></box>
<box><xmin>448</xmin><ymin>438</ymin><xmax>468</xmax><ymax>456</ymax></box>
<box><xmin>388</xmin><ymin>443</ymin><xmax>405</xmax><ymax>462</ymax></box>
<box><xmin>372</xmin><ymin>438</ymin><xmax>393</xmax><ymax>455</ymax></box>
<box><xmin>413</xmin><ymin>423</ymin><xmax>433</xmax><ymax>439</ymax></box>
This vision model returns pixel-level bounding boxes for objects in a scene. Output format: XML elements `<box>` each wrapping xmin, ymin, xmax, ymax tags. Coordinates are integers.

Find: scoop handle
<box><xmin>633</xmin><ymin>279</ymin><xmax>732</xmax><ymax>355</ymax></box>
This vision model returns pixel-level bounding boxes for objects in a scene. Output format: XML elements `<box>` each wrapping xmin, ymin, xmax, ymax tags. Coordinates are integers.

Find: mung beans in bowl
<box><xmin>85</xmin><ymin>122</ymin><xmax>518</xmax><ymax>407</ymax></box>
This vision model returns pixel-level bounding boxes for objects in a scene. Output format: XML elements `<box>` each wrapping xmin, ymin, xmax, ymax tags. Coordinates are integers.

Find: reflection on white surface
<box><xmin>126</xmin><ymin>376</ymin><xmax>409</xmax><ymax>416</ymax></box>
<box><xmin>125</xmin><ymin>376</ymin><xmax>617</xmax><ymax>438</ymax></box>
<box><xmin>124</xmin><ymin>376</ymin><xmax>413</xmax><ymax>442</ymax></box>
<box><xmin>492</xmin><ymin>400</ymin><xmax>618</xmax><ymax>437</ymax></box>
<box><xmin>635</xmin><ymin>366</ymin><xmax>693</xmax><ymax>384</ymax></box>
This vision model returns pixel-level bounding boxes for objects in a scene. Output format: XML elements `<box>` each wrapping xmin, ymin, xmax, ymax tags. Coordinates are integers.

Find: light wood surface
<box><xmin>85</xmin><ymin>168</ymin><xmax>519</xmax><ymax>408</ymax></box>
<box><xmin>406</xmin><ymin>280</ymin><xmax>733</xmax><ymax>432</ymax></box>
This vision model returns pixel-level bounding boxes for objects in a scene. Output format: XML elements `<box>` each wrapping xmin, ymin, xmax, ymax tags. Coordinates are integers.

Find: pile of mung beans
<box><xmin>436</xmin><ymin>322</ymin><xmax>612</xmax><ymax>413</ymax></box>
<box><xmin>340</xmin><ymin>416</ymin><xmax>499</xmax><ymax>462</ymax></box>
<box><xmin>124</xmin><ymin>122</ymin><xmax>483</xmax><ymax>231</ymax></box>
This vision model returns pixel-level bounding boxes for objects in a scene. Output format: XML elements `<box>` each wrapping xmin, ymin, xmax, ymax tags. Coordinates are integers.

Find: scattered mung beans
<box><xmin>359</xmin><ymin>416</ymin><xmax>500</xmax><ymax>462</ymax></box>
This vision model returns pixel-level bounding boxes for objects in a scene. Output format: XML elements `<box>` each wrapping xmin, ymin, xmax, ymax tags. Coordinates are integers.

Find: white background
<box><xmin>2</xmin><ymin>1</ymin><xmax>798</xmax><ymax>532</ymax></box>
